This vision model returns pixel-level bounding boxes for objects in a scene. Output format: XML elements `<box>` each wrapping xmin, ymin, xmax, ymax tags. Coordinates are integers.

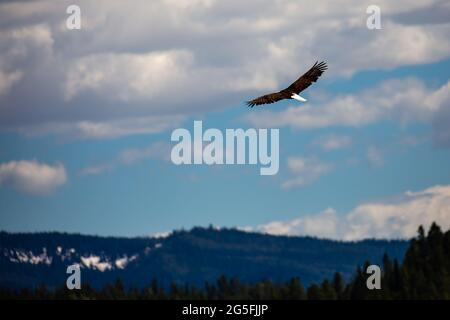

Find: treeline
<box><xmin>1</xmin><ymin>223</ymin><xmax>449</xmax><ymax>300</ymax></box>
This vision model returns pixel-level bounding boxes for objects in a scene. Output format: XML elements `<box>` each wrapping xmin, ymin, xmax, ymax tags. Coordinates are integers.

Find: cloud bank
<box><xmin>249</xmin><ymin>184</ymin><xmax>450</xmax><ymax>240</ymax></box>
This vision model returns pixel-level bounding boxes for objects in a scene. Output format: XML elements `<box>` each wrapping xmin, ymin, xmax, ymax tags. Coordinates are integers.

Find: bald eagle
<box><xmin>246</xmin><ymin>61</ymin><xmax>327</xmax><ymax>107</ymax></box>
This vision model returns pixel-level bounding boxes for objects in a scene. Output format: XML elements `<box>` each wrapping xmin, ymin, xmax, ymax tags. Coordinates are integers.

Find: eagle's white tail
<box><xmin>291</xmin><ymin>93</ymin><xmax>307</xmax><ymax>102</ymax></box>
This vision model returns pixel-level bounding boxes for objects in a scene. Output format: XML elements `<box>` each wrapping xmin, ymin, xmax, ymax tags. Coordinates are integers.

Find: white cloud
<box><xmin>335</xmin><ymin>21</ymin><xmax>450</xmax><ymax>76</ymax></box>
<box><xmin>19</xmin><ymin>115</ymin><xmax>185</xmax><ymax>140</ymax></box>
<box><xmin>0</xmin><ymin>160</ymin><xmax>67</xmax><ymax>195</ymax></box>
<box><xmin>0</xmin><ymin>23</ymin><xmax>54</xmax><ymax>53</ymax></box>
<box><xmin>0</xmin><ymin>23</ymin><xmax>53</xmax><ymax>96</ymax></box>
<box><xmin>313</xmin><ymin>134</ymin><xmax>352</xmax><ymax>151</ymax></box>
<box><xmin>74</xmin><ymin>116</ymin><xmax>185</xmax><ymax>139</ymax></box>
<box><xmin>255</xmin><ymin>208</ymin><xmax>339</xmax><ymax>238</ymax></box>
<box><xmin>79</xmin><ymin>163</ymin><xmax>113</xmax><ymax>176</ymax></box>
<box><xmin>64</xmin><ymin>50</ymin><xmax>193</xmax><ymax>102</ymax></box>
<box><xmin>250</xmin><ymin>184</ymin><xmax>450</xmax><ymax>240</ymax></box>
<box><xmin>282</xmin><ymin>156</ymin><xmax>333</xmax><ymax>189</ymax></box>
<box><xmin>0</xmin><ymin>69</ymin><xmax>22</xmax><ymax>96</ymax></box>
<box><xmin>151</xmin><ymin>231</ymin><xmax>171</xmax><ymax>239</ymax></box>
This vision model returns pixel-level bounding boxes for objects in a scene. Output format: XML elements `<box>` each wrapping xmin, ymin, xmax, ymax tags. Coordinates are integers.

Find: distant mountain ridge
<box><xmin>0</xmin><ymin>227</ymin><xmax>408</xmax><ymax>289</ymax></box>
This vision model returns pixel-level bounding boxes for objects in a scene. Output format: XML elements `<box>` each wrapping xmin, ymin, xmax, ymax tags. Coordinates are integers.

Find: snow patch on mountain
<box><xmin>5</xmin><ymin>248</ymin><xmax>52</xmax><ymax>265</ymax></box>
<box><xmin>80</xmin><ymin>255</ymin><xmax>112</xmax><ymax>272</ymax></box>
<box><xmin>114</xmin><ymin>254</ymin><xmax>138</xmax><ymax>269</ymax></box>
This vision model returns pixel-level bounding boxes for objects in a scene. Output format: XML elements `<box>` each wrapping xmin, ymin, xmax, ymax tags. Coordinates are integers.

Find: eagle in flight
<box><xmin>246</xmin><ymin>61</ymin><xmax>327</xmax><ymax>108</ymax></box>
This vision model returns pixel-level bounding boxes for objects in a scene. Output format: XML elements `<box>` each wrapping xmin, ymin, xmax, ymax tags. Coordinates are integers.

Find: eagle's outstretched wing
<box><xmin>246</xmin><ymin>91</ymin><xmax>286</xmax><ymax>108</ymax></box>
<box><xmin>285</xmin><ymin>61</ymin><xmax>327</xmax><ymax>94</ymax></box>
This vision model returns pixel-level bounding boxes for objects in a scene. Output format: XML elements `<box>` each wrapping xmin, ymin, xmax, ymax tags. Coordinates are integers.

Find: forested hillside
<box><xmin>0</xmin><ymin>227</ymin><xmax>407</xmax><ymax>289</ymax></box>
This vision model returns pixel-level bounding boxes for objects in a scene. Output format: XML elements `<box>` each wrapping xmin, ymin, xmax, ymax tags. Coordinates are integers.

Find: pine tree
<box><xmin>285</xmin><ymin>277</ymin><xmax>306</xmax><ymax>300</ymax></box>
<box><xmin>321</xmin><ymin>280</ymin><xmax>337</xmax><ymax>300</ymax></box>
<box><xmin>307</xmin><ymin>284</ymin><xmax>323</xmax><ymax>300</ymax></box>
<box><xmin>332</xmin><ymin>272</ymin><xmax>345</xmax><ymax>299</ymax></box>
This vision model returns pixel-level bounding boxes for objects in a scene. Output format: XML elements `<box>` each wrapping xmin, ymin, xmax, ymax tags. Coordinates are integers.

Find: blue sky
<box><xmin>1</xmin><ymin>0</ymin><xmax>450</xmax><ymax>239</ymax></box>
